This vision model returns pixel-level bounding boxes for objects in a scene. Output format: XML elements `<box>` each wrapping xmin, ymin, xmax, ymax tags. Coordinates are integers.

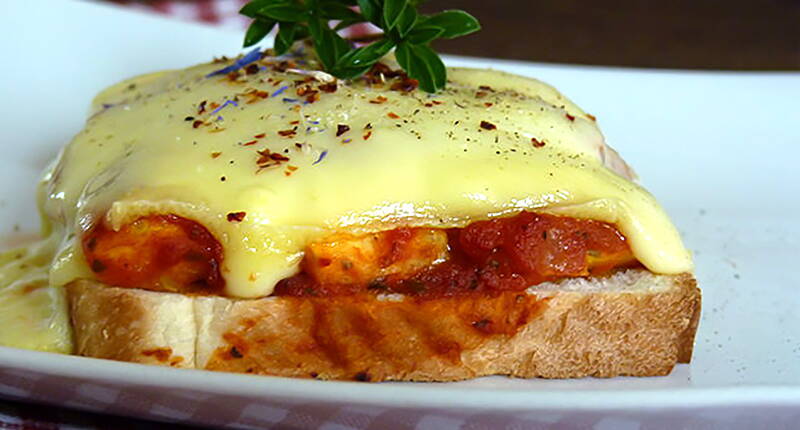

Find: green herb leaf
<box><xmin>308</xmin><ymin>18</ymin><xmax>351</xmax><ymax>71</ymax></box>
<box><xmin>394</xmin><ymin>6</ymin><xmax>418</xmax><ymax>38</ymax></box>
<box><xmin>319</xmin><ymin>2</ymin><xmax>362</xmax><ymax>21</ymax></box>
<box><xmin>243</xmin><ymin>18</ymin><xmax>276</xmax><ymax>47</ymax></box>
<box><xmin>257</xmin><ymin>2</ymin><xmax>307</xmax><ymax>23</ymax></box>
<box><xmin>239</xmin><ymin>0</ymin><xmax>271</xmax><ymax>18</ymax></box>
<box><xmin>395</xmin><ymin>42</ymin><xmax>446</xmax><ymax>92</ymax></box>
<box><xmin>274</xmin><ymin>22</ymin><xmax>298</xmax><ymax>55</ymax></box>
<box><xmin>405</xmin><ymin>25</ymin><xmax>443</xmax><ymax>45</ymax></box>
<box><xmin>336</xmin><ymin>38</ymin><xmax>394</xmax><ymax>69</ymax></box>
<box><xmin>239</xmin><ymin>0</ymin><xmax>481</xmax><ymax>92</ymax></box>
<box><xmin>418</xmin><ymin>10</ymin><xmax>480</xmax><ymax>39</ymax></box>
<box><xmin>357</xmin><ymin>0</ymin><xmax>382</xmax><ymax>25</ymax></box>
<box><xmin>383</xmin><ymin>0</ymin><xmax>407</xmax><ymax>30</ymax></box>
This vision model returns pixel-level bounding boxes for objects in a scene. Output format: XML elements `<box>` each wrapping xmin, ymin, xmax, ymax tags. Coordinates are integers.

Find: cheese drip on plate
<box><xmin>0</xmin><ymin>236</ymin><xmax>72</xmax><ymax>353</ymax></box>
<box><xmin>12</xmin><ymin>51</ymin><xmax>692</xmax><ymax>327</ymax></box>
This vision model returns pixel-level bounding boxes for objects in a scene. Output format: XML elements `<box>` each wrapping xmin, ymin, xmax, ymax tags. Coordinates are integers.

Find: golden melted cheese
<box><xmin>26</xmin><ymin>52</ymin><xmax>691</xmax><ymax>302</ymax></box>
<box><xmin>0</xmin><ymin>237</ymin><xmax>71</xmax><ymax>353</ymax></box>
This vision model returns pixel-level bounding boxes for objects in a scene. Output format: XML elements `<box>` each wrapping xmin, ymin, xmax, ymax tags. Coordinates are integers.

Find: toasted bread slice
<box><xmin>66</xmin><ymin>268</ymin><xmax>700</xmax><ymax>381</ymax></box>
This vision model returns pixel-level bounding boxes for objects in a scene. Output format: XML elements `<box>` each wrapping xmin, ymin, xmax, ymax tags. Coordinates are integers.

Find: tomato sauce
<box><xmin>82</xmin><ymin>214</ymin><xmax>224</xmax><ymax>294</ymax></box>
<box><xmin>275</xmin><ymin>212</ymin><xmax>639</xmax><ymax>298</ymax></box>
<box><xmin>82</xmin><ymin>211</ymin><xmax>636</xmax><ymax>297</ymax></box>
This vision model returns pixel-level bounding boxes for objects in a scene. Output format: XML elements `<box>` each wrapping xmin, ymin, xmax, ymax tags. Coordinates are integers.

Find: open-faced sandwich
<box><xmin>0</xmin><ymin>1</ymin><xmax>699</xmax><ymax>382</ymax></box>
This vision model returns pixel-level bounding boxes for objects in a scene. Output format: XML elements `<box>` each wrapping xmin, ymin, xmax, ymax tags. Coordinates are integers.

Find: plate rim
<box><xmin>2</xmin><ymin>346</ymin><xmax>799</xmax><ymax>411</ymax></box>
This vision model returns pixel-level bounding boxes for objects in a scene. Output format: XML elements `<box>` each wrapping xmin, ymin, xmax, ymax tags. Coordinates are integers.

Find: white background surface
<box><xmin>1</xmin><ymin>0</ymin><xmax>799</xmax><ymax>427</ymax></box>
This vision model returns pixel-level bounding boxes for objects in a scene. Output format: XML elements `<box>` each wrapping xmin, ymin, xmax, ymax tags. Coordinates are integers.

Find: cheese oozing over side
<box><xmin>0</xmin><ymin>238</ymin><xmax>72</xmax><ymax>353</ymax></box>
<box><xmin>27</xmin><ymin>51</ymin><xmax>692</xmax><ymax>302</ymax></box>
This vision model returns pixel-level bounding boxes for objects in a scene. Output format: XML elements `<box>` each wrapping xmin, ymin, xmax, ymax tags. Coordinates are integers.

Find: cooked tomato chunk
<box><xmin>459</xmin><ymin>212</ymin><xmax>635</xmax><ymax>283</ymax></box>
<box><xmin>276</xmin><ymin>212</ymin><xmax>638</xmax><ymax>298</ymax></box>
<box><xmin>303</xmin><ymin>228</ymin><xmax>448</xmax><ymax>290</ymax></box>
<box><xmin>82</xmin><ymin>214</ymin><xmax>223</xmax><ymax>293</ymax></box>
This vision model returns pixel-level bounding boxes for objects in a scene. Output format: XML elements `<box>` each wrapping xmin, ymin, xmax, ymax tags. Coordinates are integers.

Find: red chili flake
<box><xmin>278</xmin><ymin>129</ymin><xmax>297</xmax><ymax>137</ymax></box>
<box><xmin>484</xmin><ymin>102</ymin><xmax>494</xmax><ymax>107</ymax></box>
<box><xmin>211</xmin><ymin>152</ymin><xmax>222</xmax><ymax>158</ymax></box>
<box><xmin>390</xmin><ymin>77</ymin><xmax>419</xmax><ymax>92</ymax></box>
<box><xmin>304</xmin><ymin>91</ymin><xmax>320</xmax><ymax>103</ymax></box>
<box><xmin>565</xmin><ymin>113</ymin><xmax>576</xmax><ymax>121</ymax></box>
<box><xmin>336</xmin><ymin>124</ymin><xmax>350</xmax><ymax>137</ymax></box>
<box><xmin>226</xmin><ymin>71</ymin><xmax>241</xmax><ymax>82</ymax></box>
<box><xmin>370</xmin><ymin>96</ymin><xmax>388</xmax><ymax>104</ymax></box>
<box><xmin>256</xmin><ymin>149</ymin><xmax>289</xmax><ymax>167</ymax></box>
<box><xmin>209</xmin><ymin>102</ymin><xmax>220</xmax><ymax>111</ymax></box>
<box><xmin>198</xmin><ymin>100</ymin><xmax>208</xmax><ymax>114</ymax></box>
<box><xmin>318</xmin><ymin>82</ymin><xmax>338</xmax><ymax>93</ymax></box>
<box><xmin>480</xmin><ymin>120</ymin><xmax>497</xmax><ymax>130</ymax></box>
<box><xmin>289</xmin><ymin>120</ymin><xmax>300</xmax><ymax>125</ymax></box>
<box><xmin>284</xmin><ymin>165</ymin><xmax>299</xmax><ymax>177</ymax></box>
<box><xmin>363</xmin><ymin>131</ymin><xmax>372</xmax><ymax>140</ymax></box>
<box><xmin>245</xmin><ymin>64</ymin><xmax>260</xmax><ymax>75</ymax></box>
<box><xmin>432</xmin><ymin>100</ymin><xmax>443</xmax><ymax>105</ymax></box>
<box><xmin>586</xmin><ymin>113</ymin><xmax>597</xmax><ymax>121</ymax></box>
<box><xmin>479</xmin><ymin>85</ymin><xmax>493</xmax><ymax>91</ymax></box>
<box><xmin>245</xmin><ymin>90</ymin><xmax>269</xmax><ymax>103</ymax></box>
<box><xmin>475</xmin><ymin>91</ymin><xmax>488</xmax><ymax>98</ymax></box>
<box><xmin>365</xmin><ymin>62</ymin><xmax>402</xmax><ymax>84</ymax></box>
<box><xmin>531</xmin><ymin>137</ymin><xmax>546</xmax><ymax>148</ymax></box>
<box><xmin>192</xmin><ymin>120</ymin><xmax>204</xmax><ymax>129</ymax></box>
<box><xmin>254</xmin><ymin>133</ymin><xmax>266</xmax><ymax>139</ymax></box>
<box><xmin>271</xmin><ymin>61</ymin><xmax>294</xmax><ymax>73</ymax></box>
<box><xmin>256</xmin><ymin>149</ymin><xmax>272</xmax><ymax>165</ymax></box>
<box><xmin>424</xmin><ymin>102</ymin><xmax>433</xmax><ymax>107</ymax></box>
<box><xmin>387</xmin><ymin>112</ymin><xmax>400</xmax><ymax>119</ymax></box>
<box><xmin>227</xmin><ymin>212</ymin><xmax>246</xmax><ymax>222</ymax></box>
<box><xmin>296</xmin><ymin>86</ymin><xmax>312</xmax><ymax>96</ymax></box>
<box><xmin>243</xmin><ymin>140</ymin><xmax>258</xmax><ymax>146</ymax></box>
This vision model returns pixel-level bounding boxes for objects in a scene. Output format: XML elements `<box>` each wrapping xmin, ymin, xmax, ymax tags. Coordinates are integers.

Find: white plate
<box><xmin>1</xmin><ymin>1</ymin><xmax>799</xmax><ymax>428</ymax></box>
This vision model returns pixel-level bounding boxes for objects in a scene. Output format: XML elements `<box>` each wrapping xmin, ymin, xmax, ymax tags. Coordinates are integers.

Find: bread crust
<box><xmin>66</xmin><ymin>269</ymin><xmax>700</xmax><ymax>381</ymax></box>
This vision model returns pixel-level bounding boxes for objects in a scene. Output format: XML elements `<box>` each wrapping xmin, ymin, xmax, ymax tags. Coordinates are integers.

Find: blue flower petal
<box><xmin>206</xmin><ymin>48</ymin><xmax>262</xmax><ymax>78</ymax></box>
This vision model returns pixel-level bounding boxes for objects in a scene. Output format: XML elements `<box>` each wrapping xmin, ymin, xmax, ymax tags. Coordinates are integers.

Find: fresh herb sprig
<box><xmin>240</xmin><ymin>0</ymin><xmax>480</xmax><ymax>92</ymax></box>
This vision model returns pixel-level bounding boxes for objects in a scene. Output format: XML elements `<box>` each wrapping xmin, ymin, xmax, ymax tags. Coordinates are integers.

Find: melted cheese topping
<box><xmin>0</xmin><ymin>237</ymin><xmax>72</xmax><ymax>353</ymax></box>
<box><xmin>29</xmin><ymin>53</ymin><xmax>692</xmax><ymax>301</ymax></box>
